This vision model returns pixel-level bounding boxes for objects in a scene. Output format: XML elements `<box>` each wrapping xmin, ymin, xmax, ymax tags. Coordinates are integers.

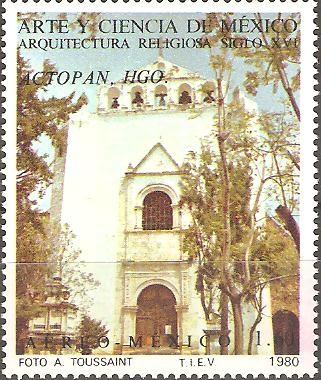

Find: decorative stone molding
<box><xmin>135</xmin><ymin>278</ymin><xmax>180</xmax><ymax>302</ymax></box>
<box><xmin>122</xmin><ymin>306</ymin><xmax>138</xmax><ymax>313</ymax></box>
<box><xmin>135</xmin><ymin>183</ymin><xmax>179</xmax><ymax>207</ymax></box>
<box><xmin>175</xmin><ymin>305</ymin><xmax>189</xmax><ymax>312</ymax></box>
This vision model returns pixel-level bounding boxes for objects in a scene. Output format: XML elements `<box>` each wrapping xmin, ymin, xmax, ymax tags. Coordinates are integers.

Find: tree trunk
<box><xmin>276</xmin><ymin>204</ymin><xmax>300</xmax><ymax>253</ymax></box>
<box><xmin>220</xmin><ymin>291</ymin><xmax>229</xmax><ymax>355</ymax></box>
<box><xmin>231</xmin><ymin>297</ymin><xmax>244</xmax><ymax>354</ymax></box>
<box><xmin>198</xmin><ymin>272</ymin><xmax>211</xmax><ymax>321</ymax></box>
<box><xmin>216</xmin><ymin>73</ymin><xmax>245</xmax><ymax>356</ymax></box>
<box><xmin>248</xmin><ymin>313</ymin><xmax>262</xmax><ymax>355</ymax></box>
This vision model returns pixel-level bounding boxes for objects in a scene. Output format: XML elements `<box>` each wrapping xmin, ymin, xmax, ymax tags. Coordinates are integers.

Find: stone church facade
<box><xmin>51</xmin><ymin>56</ymin><xmax>277</xmax><ymax>355</ymax></box>
<box><xmin>114</xmin><ymin>142</ymin><xmax>206</xmax><ymax>354</ymax></box>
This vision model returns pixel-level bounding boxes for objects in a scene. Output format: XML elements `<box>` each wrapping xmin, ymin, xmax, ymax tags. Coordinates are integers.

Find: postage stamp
<box><xmin>2</xmin><ymin>0</ymin><xmax>318</xmax><ymax>377</ymax></box>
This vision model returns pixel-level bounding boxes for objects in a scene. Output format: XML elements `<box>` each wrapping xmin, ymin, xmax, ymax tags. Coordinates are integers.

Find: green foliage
<box><xmin>53</xmin><ymin>224</ymin><xmax>101</xmax><ymax>312</ymax></box>
<box><xmin>76</xmin><ymin>316</ymin><xmax>109</xmax><ymax>354</ymax></box>
<box><xmin>206</xmin><ymin>12</ymin><xmax>300</xmax><ymax>120</ymax></box>
<box><xmin>240</xmin><ymin>13</ymin><xmax>300</xmax><ymax>110</ymax></box>
<box><xmin>181</xmin><ymin>140</ymin><xmax>254</xmax><ymax>285</ymax></box>
<box><xmin>180</xmin><ymin>93</ymin><xmax>299</xmax><ymax>321</ymax></box>
<box><xmin>182</xmin><ymin>14</ymin><xmax>300</xmax><ymax>352</ymax></box>
<box><xmin>17</xmin><ymin>51</ymin><xmax>87</xmax><ymax>212</ymax></box>
<box><xmin>16</xmin><ymin>51</ymin><xmax>87</xmax><ymax>267</ymax></box>
<box><xmin>16</xmin><ymin>51</ymin><xmax>88</xmax><ymax>346</ymax></box>
<box><xmin>253</xmin><ymin>219</ymin><xmax>298</xmax><ymax>279</ymax></box>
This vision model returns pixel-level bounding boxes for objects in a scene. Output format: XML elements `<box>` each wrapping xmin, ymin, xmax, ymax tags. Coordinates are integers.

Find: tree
<box><xmin>76</xmin><ymin>316</ymin><xmax>109</xmax><ymax>355</ymax></box>
<box><xmin>181</xmin><ymin>89</ymin><xmax>256</xmax><ymax>354</ymax></box>
<box><xmin>180</xmin><ymin>13</ymin><xmax>300</xmax><ymax>354</ymax></box>
<box><xmin>258</xmin><ymin>111</ymin><xmax>300</xmax><ymax>251</ymax></box>
<box><xmin>53</xmin><ymin>224</ymin><xmax>100</xmax><ymax>312</ymax></box>
<box><xmin>16</xmin><ymin>51</ymin><xmax>87</xmax><ymax>350</ymax></box>
<box><xmin>241</xmin><ymin>12</ymin><xmax>301</xmax><ymax>248</ymax></box>
<box><xmin>240</xmin><ymin>13</ymin><xmax>300</xmax><ymax>121</ymax></box>
<box><xmin>246</xmin><ymin>219</ymin><xmax>298</xmax><ymax>354</ymax></box>
<box><xmin>180</xmin><ymin>76</ymin><xmax>299</xmax><ymax>354</ymax></box>
<box><xmin>16</xmin><ymin>50</ymin><xmax>87</xmax><ymax>266</ymax></box>
<box><xmin>206</xmin><ymin>13</ymin><xmax>301</xmax><ymax>249</ymax></box>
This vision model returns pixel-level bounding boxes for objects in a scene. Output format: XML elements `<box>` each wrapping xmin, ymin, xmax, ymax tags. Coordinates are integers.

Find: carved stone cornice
<box><xmin>122</xmin><ymin>306</ymin><xmax>138</xmax><ymax>313</ymax></box>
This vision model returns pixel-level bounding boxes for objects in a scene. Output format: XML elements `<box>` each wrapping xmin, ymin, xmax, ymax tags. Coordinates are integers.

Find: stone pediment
<box><xmin>133</xmin><ymin>143</ymin><xmax>180</xmax><ymax>174</ymax></box>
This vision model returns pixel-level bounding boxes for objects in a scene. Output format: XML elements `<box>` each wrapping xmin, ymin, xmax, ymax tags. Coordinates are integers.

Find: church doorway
<box><xmin>272</xmin><ymin>310</ymin><xmax>299</xmax><ymax>354</ymax></box>
<box><xmin>136</xmin><ymin>284</ymin><xmax>177</xmax><ymax>348</ymax></box>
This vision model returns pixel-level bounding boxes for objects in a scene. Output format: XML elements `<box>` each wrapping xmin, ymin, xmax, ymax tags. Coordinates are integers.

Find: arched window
<box><xmin>142</xmin><ymin>191</ymin><xmax>173</xmax><ymax>230</ymax></box>
<box><xmin>272</xmin><ymin>310</ymin><xmax>299</xmax><ymax>354</ymax></box>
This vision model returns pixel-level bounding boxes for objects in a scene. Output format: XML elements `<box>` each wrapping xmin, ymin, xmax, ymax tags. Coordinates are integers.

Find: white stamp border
<box><xmin>2</xmin><ymin>0</ymin><xmax>318</xmax><ymax>378</ymax></box>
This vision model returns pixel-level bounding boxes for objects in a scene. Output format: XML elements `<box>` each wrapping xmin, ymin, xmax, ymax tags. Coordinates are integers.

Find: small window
<box><xmin>142</xmin><ymin>191</ymin><xmax>173</xmax><ymax>230</ymax></box>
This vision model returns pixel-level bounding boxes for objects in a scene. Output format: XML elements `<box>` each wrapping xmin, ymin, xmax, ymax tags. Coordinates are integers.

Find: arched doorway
<box><xmin>272</xmin><ymin>310</ymin><xmax>299</xmax><ymax>354</ymax></box>
<box><xmin>136</xmin><ymin>284</ymin><xmax>177</xmax><ymax>347</ymax></box>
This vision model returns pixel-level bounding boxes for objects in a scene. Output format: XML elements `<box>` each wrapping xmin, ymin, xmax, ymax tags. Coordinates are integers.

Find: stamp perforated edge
<box><xmin>1</xmin><ymin>0</ymin><xmax>319</xmax><ymax>378</ymax></box>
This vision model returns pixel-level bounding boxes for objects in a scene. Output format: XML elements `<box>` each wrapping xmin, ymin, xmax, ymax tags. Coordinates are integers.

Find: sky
<box><xmin>18</xmin><ymin>12</ymin><xmax>298</xmax><ymax>211</ymax></box>
<box><xmin>18</xmin><ymin>12</ymin><xmax>293</xmax><ymax>113</ymax></box>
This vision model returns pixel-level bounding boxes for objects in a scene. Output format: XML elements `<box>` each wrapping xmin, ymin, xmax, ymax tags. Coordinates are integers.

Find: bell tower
<box><xmin>102</xmin><ymin>56</ymin><xmax>218</xmax><ymax>354</ymax></box>
<box><xmin>55</xmin><ymin>52</ymin><xmax>274</xmax><ymax>355</ymax></box>
<box><xmin>115</xmin><ymin>142</ymin><xmax>198</xmax><ymax>354</ymax></box>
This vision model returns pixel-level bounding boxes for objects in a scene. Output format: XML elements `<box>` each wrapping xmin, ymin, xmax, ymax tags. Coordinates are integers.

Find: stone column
<box><xmin>175</xmin><ymin>305</ymin><xmax>190</xmax><ymax>353</ymax></box>
<box><xmin>121</xmin><ymin>306</ymin><xmax>138</xmax><ymax>347</ymax></box>
<box><xmin>124</xmin><ymin>90</ymin><xmax>132</xmax><ymax>110</ymax></box>
<box><xmin>134</xmin><ymin>206</ymin><xmax>143</xmax><ymax>230</ymax></box>
<box><xmin>145</xmin><ymin>86</ymin><xmax>153</xmax><ymax>106</ymax></box>
<box><xmin>167</xmin><ymin>86</ymin><xmax>177</xmax><ymax>108</ymax></box>
<box><xmin>195</xmin><ymin>84</ymin><xmax>204</xmax><ymax>104</ymax></box>
<box><xmin>97</xmin><ymin>88</ymin><xmax>107</xmax><ymax>112</ymax></box>
<box><xmin>172</xmin><ymin>204</ymin><xmax>180</xmax><ymax>229</ymax></box>
<box><xmin>203</xmin><ymin>328</ymin><xmax>225</xmax><ymax>355</ymax></box>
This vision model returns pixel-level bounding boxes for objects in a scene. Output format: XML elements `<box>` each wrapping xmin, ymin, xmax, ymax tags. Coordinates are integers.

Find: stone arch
<box><xmin>135</xmin><ymin>184</ymin><xmax>180</xmax><ymax>230</ymax></box>
<box><xmin>142</xmin><ymin>191</ymin><xmax>173</xmax><ymax>230</ymax></box>
<box><xmin>201</xmin><ymin>81</ymin><xmax>216</xmax><ymax>103</ymax></box>
<box><xmin>154</xmin><ymin>84</ymin><xmax>168</xmax><ymax>107</ymax></box>
<box><xmin>136</xmin><ymin>184</ymin><xmax>179</xmax><ymax>207</ymax></box>
<box><xmin>131</xmin><ymin>85</ymin><xmax>144</xmax><ymax>109</ymax></box>
<box><xmin>272</xmin><ymin>310</ymin><xmax>299</xmax><ymax>354</ymax></box>
<box><xmin>135</xmin><ymin>283</ymin><xmax>178</xmax><ymax>347</ymax></box>
<box><xmin>107</xmin><ymin>86</ymin><xmax>121</xmax><ymax>109</ymax></box>
<box><xmin>135</xmin><ymin>279</ymin><xmax>179</xmax><ymax>306</ymax></box>
<box><xmin>178</xmin><ymin>83</ymin><xmax>193</xmax><ymax>105</ymax></box>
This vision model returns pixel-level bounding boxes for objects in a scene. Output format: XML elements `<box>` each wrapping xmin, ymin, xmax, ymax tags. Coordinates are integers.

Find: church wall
<box><xmin>180</xmin><ymin>264</ymin><xmax>209</xmax><ymax>354</ymax></box>
<box><xmin>61</xmin><ymin>109</ymin><xmax>215</xmax><ymax>260</ymax></box>
<box><xmin>125</xmin><ymin>231</ymin><xmax>181</xmax><ymax>262</ymax></box>
<box><xmin>56</xmin><ymin>56</ymin><xmax>275</xmax><ymax>354</ymax></box>
<box><xmin>227</xmin><ymin>286</ymin><xmax>274</xmax><ymax>355</ymax></box>
<box><xmin>59</xmin><ymin>108</ymin><xmax>215</xmax><ymax>335</ymax></box>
